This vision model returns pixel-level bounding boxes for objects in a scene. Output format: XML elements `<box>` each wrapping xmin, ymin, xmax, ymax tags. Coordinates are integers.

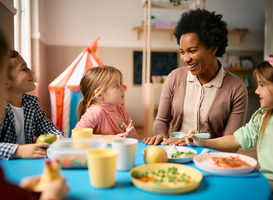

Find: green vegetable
<box><xmin>171</xmin><ymin>151</ymin><xmax>196</xmax><ymax>158</ymax></box>
<box><xmin>132</xmin><ymin>166</ymin><xmax>193</xmax><ymax>186</ymax></box>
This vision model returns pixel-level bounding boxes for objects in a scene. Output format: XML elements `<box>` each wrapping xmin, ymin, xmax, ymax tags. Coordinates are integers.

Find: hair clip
<box><xmin>265</xmin><ymin>54</ymin><xmax>273</xmax><ymax>67</ymax></box>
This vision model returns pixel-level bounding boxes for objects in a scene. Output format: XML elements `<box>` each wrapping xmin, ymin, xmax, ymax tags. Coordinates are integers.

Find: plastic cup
<box><xmin>112</xmin><ymin>138</ymin><xmax>138</xmax><ymax>171</ymax></box>
<box><xmin>87</xmin><ymin>149</ymin><xmax>118</xmax><ymax>188</ymax></box>
<box><xmin>72</xmin><ymin>128</ymin><xmax>93</xmax><ymax>148</ymax></box>
<box><xmin>72</xmin><ymin>128</ymin><xmax>93</xmax><ymax>139</ymax></box>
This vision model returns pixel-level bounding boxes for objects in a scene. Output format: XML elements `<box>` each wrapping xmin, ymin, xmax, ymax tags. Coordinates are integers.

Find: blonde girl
<box><xmin>75</xmin><ymin>66</ymin><xmax>138</xmax><ymax>144</ymax></box>
<box><xmin>187</xmin><ymin>54</ymin><xmax>273</xmax><ymax>191</ymax></box>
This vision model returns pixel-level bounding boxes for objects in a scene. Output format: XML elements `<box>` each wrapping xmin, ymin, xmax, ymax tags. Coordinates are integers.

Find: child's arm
<box><xmin>186</xmin><ymin>130</ymin><xmax>241</xmax><ymax>151</ymax></box>
<box><xmin>12</xmin><ymin>143</ymin><xmax>49</xmax><ymax>159</ymax></box>
<box><xmin>0</xmin><ymin>142</ymin><xmax>49</xmax><ymax>160</ymax></box>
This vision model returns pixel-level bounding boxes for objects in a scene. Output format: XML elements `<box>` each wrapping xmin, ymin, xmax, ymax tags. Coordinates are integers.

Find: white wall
<box><xmin>41</xmin><ymin>0</ymin><xmax>265</xmax><ymax>50</ymax></box>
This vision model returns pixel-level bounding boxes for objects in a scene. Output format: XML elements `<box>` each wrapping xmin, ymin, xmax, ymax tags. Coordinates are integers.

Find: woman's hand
<box><xmin>143</xmin><ymin>135</ymin><xmax>167</xmax><ymax>145</ymax></box>
<box><xmin>185</xmin><ymin>130</ymin><xmax>204</xmax><ymax>147</ymax></box>
<box><xmin>161</xmin><ymin>138</ymin><xmax>187</xmax><ymax>146</ymax></box>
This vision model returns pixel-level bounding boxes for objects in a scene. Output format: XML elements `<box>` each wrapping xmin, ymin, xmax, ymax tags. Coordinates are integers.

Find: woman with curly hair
<box><xmin>143</xmin><ymin>9</ymin><xmax>248</xmax><ymax>146</ymax></box>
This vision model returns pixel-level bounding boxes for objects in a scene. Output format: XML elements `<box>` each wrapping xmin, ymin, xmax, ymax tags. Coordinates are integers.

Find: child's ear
<box><xmin>94</xmin><ymin>90</ymin><xmax>104</xmax><ymax>101</ymax></box>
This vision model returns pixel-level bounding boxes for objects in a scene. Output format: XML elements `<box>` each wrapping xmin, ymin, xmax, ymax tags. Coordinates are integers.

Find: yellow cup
<box><xmin>72</xmin><ymin>128</ymin><xmax>93</xmax><ymax>138</ymax></box>
<box><xmin>87</xmin><ymin>149</ymin><xmax>118</xmax><ymax>188</ymax></box>
<box><xmin>72</xmin><ymin>128</ymin><xmax>93</xmax><ymax>148</ymax></box>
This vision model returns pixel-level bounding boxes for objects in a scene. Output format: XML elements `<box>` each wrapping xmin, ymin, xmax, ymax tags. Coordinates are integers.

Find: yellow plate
<box><xmin>130</xmin><ymin>163</ymin><xmax>203</xmax><ymax>194</ymax></box>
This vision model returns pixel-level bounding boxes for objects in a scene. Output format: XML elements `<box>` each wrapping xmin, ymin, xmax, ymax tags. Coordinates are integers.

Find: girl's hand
<box><xmin>123</xmin><ymin>120</ymin><xmax>134</xmax><ymax>135</ymax></box>
<box><xmin>185</xmin><ymin>130</ymin><xmax>204</xmax><ymax>147</ymax></box>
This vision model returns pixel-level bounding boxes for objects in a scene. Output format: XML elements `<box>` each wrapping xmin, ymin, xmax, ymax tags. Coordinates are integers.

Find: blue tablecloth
<box><xmin>0</xmin><ymin>141</ymin><xmax>271</xmax><ymax>200</ymax></box>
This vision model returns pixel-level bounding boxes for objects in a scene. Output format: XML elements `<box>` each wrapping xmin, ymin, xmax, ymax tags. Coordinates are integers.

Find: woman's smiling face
<box><xmin>179</xmin><ymin>32</ymin><xmax>216</xmax><ymax>77</ymax></box>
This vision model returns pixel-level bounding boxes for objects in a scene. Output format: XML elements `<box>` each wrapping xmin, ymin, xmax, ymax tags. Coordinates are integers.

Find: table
<box><xmin>0</xmin><ymin>141</ymin><xmax>271</xmax><ymax>200</ymax></box>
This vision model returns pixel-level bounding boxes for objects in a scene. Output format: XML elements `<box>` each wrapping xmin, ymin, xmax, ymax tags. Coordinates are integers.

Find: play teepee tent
<box><xmin>48</xmin><ymin>37</ymin><xmax>104</xmax><ymax>137</ymax></box>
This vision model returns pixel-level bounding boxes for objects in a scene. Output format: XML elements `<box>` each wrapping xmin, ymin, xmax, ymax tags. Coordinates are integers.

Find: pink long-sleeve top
<box><xmin>75</xmin><ymin>103</ymin><xmax>133</xmax><ymax>135</ymax></box>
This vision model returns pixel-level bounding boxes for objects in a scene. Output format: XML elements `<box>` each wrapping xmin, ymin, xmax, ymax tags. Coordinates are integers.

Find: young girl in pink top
<box><xmin>75</xmin><ymin>66</ymin><xmax>138</xmax><ymax>144</ymax></box>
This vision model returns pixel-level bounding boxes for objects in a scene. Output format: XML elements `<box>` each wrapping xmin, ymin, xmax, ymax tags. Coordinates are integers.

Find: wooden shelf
<box><xmin>132</xmin><ymin>27</ymin><xmax>175</xmax><ymax>40</ymax></box>
<box><xmin>228</xmin><ymin>29</ymin><xmax>250</xmax><ymax>43</ymax></box>
<box><xmin>141</xmin><ymin>0</ymin><xmax>206</xmax><ymax>10</ymax></box>
<box><xmin>132</xmin><ymin>27</ymin><xmax>249</xmax><ymax>43</ymax></box>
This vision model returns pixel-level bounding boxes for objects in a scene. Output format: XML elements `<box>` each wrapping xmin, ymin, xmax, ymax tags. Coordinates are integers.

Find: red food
<box><xmin>211</xmin><ymin>155</ymin><xmax>251</xmax><ymax>168</ymax></box>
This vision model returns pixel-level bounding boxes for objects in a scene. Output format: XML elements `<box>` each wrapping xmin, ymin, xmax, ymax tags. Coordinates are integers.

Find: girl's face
<box><xmin>100</xmin><ymin>73</ymin><xmax>124</xmax><ymax>105</ymax></box>
<box><xmin>179</xmin><ymin>32</ymin><xmax>216</xmax><ymax>77</ymax></box>
<box><xmin>8</xmin><ymin>55</ymin><xmax>35</xmax><ymax>95</ymax></box>
<box><xmin>255</xmin><ymin>73</ymin><xmax>273</xmax><ymax>109</ymax></box>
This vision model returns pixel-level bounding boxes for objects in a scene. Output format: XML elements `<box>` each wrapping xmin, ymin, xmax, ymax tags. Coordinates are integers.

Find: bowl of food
<box><xmin>47</xmin><ymin>138</ymin><xmax>107</xmax><ymax>169</ymax></box>
<box><xmin>130</xmin><ymin>163</ymin><xmax>203</xmax><ymax>194</ymax></box>
<box><xmin>143</xmin><ymin>146</ymin><xmax>197</xmax><ymax>164</ymax></box>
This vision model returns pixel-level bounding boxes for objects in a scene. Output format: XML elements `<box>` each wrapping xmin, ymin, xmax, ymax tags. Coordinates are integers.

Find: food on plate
<box><xmin>171</xmin><ymin>151</ymin><xmax>196</xmax><ymax>158</ymax></box>
<box><xmin>36</xmin><ymin>133</ymin><xmax>57</xmax><ymax>149</ymax></box>
<box><xmin>144</xmin><ymin>146</ymin><xmax>168</xmax><ymax>164</ymax></box>
<box><xmin>131</xmin><ymin>167</ymin><xmax>194</xmax><ymax>188</ymax></box>
<box><xmin>211</xmin><ymin>155</ymin><xmax>251</xmax><ymax>168</ymax></box>
<box><xmin>33</xmin><ymin>159</ymin><xmax>63</xmax><ymax>192</ymax></box>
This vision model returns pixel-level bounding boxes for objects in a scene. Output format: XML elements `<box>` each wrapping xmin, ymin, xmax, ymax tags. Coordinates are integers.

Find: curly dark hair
<box><xmin>174</xmin><ymin>9</ymin><xmax>228</xmax><ymax>57</ymax></box>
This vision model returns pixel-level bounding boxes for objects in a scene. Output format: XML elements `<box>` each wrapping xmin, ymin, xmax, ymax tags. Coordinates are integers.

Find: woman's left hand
<box><xmin>161</xmin><ymin>138</ymin><xmax>187</xmax><ymax>146</ymax></box>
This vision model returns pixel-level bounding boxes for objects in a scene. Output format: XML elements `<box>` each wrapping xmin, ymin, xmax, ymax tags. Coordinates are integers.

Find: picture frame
<box><xmin>133</xmin><ymin>50</ymin><xmax>178</xmax><ymax>85</ymax></box>
<box><xmin>240</xmin><ymin>56</ymin><xmax>254</xmax><ymax>68</ymax></box>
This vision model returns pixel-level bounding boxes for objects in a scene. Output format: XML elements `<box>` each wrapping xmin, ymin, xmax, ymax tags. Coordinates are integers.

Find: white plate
<box><xmin>193</xmin><ymin>152</ymin><xmax>257</xmax><ymax>175</ymax></box>
<box><xmin>143</xmin><ymin>146</ymin><xmax>197</xmax><ymax>164</ymax></box>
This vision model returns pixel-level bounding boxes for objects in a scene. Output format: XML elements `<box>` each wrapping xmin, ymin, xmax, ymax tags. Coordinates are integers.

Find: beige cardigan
<box><xmin>153</xmin><ymin>67</ymin><xmax>248</xmax><ymax>138</ymax></box>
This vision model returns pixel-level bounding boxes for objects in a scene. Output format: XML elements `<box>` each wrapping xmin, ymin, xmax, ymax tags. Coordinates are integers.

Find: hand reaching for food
<box><xmin>33</xmin><ymin>159</ymin><xmax>63</xmax><ymax>192</ymax></box>
<box><xmin>186</xmin><ymin>130</ymin><xmax>205</xmax><ymax>147</ymax></box>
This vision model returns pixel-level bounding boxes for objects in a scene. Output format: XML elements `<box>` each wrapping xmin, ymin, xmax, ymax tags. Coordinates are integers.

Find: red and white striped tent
<box><xmin>48</xmin><ymin>37</ymin><xmax>104</xmax><ymax>137</ymax></box>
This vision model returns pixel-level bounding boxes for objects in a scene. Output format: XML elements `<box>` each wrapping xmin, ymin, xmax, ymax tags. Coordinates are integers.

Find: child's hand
<box><xmin>57</xmin><ymin>136</ymin><xmax>62</xmax><ymax>140</ymax></box>
<box><xmin>123</xmin><ymin>120</ymin><xmax>134</xmax><ymax>136</ymax></box>
<box><xmin>185</xmin><ymin>130</ymin><xmax>204</xmax><ymax>147</ymax></box>
<box><xmin>20</xmin><ymin>176</ymin><xmax>69</xmax><ymax>200</ymax></box>
<box><xmin>13</xmin><ymin>143</ymin><xmax>49</xmax><ymax>158</ymax></box>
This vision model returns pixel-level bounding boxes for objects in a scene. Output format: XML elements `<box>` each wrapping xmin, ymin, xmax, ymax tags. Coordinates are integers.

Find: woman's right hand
<box><xmin>143</xmin><ymin>135</ymin><xmax>167</xmax><ymax>145</ymax></box>
<box><xmin>186</xmin><ymin>130</ymin><xmax>204</xmax><ymax>147</ymax></box>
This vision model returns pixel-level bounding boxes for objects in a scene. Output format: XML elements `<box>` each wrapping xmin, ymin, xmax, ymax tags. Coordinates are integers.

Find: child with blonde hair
<box><xmin>75</xmin><ymin>66</ymin><xmax>138</xmax><ymax>144</ymax></box>
<box><xmin>187</xmin><ymin>54</ymin><xmax>273</xmax><ymax>191</ymax></box>
<box><xmin>0</xmin><ymin>50</ymin><xmax>64</xmax><ymax>160</ymax></box>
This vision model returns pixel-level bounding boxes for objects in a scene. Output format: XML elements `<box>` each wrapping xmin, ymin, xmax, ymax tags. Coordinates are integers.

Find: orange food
<box><xmin>211</xmin><ymin>155</ymin><xmax>251</xmax><ymax>168</ymax></box>
<box><xmin>137</xmin><ymin>176</ymin><xmax>156</xmax><ymax>182</ymax></box>
<box><xmin>62</xmin><ymin>156</ymin><xmax>73</xmax><ymax>168</ymax></box>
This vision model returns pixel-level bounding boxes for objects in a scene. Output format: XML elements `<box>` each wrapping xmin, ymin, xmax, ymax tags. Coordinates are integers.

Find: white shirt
<box><xmin>180</xmin><ymin>67</ymin><xmax>226</xmax><ymax>133</ymax></box>
<box><xmin>9</xmin><ymin>104</ymin><xmax>26</xmax><ymax>144</ymax></box>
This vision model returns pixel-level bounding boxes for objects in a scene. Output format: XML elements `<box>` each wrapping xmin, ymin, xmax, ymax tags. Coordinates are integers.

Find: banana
<box><xmin>33</xmin><ymin>159</ymin><xmax>63</xmax><ymax>192</ymax></box>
